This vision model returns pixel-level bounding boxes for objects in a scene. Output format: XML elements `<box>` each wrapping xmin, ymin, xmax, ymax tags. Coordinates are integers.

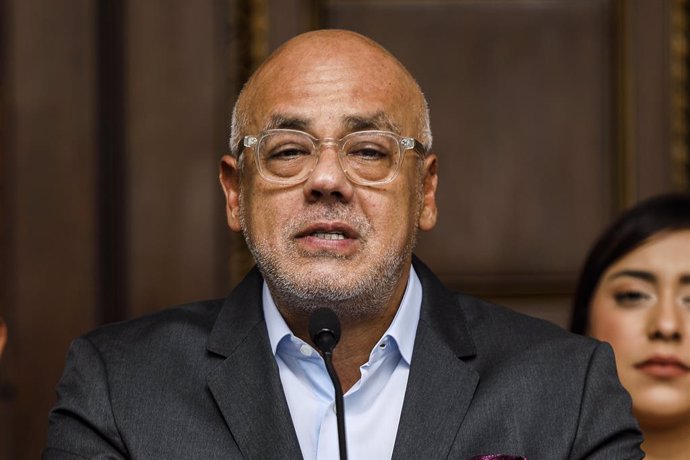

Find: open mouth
<box><xmin>311</xmin><ymin>231</ymin><xmax>346</xmax><ymax>240</ymax></box>
<box><xmin>295</xmin><ymin>222</ymin><xmax>359</xmax><ymax>241</ymax></box>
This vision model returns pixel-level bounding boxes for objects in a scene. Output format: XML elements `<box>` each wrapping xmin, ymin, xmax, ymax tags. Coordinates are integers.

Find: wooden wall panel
<box><xmin>266</xmin><ymin>0</ymin><xmax>317</xmax><ymax>51</ymax></box>
<box><xmin>125</xmin><ymin>1</ymin><xmax>232</xmax><ymax>317</ymax></box>
<box><xmin>623</xmin><ymin>0</ymin><xmax>674</xmax><ymax>201</ymax></box>
<box><xmin>2</xmin><ymin>0</ymin><xmax>98</xmax><ymax>458</ymax></box>
<box><xmin>0</xmin><ymin>0</ymin><xmax>8</xmax><ymax>454</ymax></box>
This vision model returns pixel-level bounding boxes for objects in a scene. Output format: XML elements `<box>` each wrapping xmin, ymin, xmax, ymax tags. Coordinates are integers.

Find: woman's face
<box><xmin>590</xmin><ymin>229</ymin><xmax>690</xmax><ymax>429</ymax></box>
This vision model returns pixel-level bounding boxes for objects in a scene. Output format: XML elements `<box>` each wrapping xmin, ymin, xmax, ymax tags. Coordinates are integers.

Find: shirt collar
<box><xmin>262</xmin><ymin>265</ymin><xmax>422</xmax><ymax>364</ymax></box>
<box><xmin>262</xmin><ymin>284</ymin><xmax>293</xmax><ymax>355</ymax></box>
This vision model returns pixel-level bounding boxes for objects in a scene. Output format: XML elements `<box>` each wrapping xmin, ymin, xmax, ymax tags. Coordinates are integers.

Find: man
<box><xmin>45</xmin><ymin>30</ymin><xmax>643</xmax><ymax>459</ymax></box>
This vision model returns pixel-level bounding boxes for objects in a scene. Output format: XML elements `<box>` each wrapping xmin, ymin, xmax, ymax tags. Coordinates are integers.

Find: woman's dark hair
<box><xmin>570</xmin><ymin>192</ymin><xmax>690</xmax><ymax>334</ymax></box>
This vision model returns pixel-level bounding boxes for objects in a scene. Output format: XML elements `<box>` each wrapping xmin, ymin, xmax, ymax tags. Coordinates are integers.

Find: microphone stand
<box><xmin>309</xmin><ymin>308</ymin><xmax>348</xmax><ymax>460</ymax></box>
<box><xmin>322</xmin><ymin>347</ymin><xmax>347</xmax><ymax>460</ymax></box>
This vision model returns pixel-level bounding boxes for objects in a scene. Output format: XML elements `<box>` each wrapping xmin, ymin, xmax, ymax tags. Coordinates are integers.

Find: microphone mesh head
<box><xmin>308</xmin><ymin>307</ymin><xmax>341</xmax><ymax>346</ymax></box>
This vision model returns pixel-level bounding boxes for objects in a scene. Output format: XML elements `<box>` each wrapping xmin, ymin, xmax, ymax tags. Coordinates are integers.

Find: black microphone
<box><xmin>308</xmin><ymin>308</ymin><xmax>347</xmax><ymax>460</ymax></box>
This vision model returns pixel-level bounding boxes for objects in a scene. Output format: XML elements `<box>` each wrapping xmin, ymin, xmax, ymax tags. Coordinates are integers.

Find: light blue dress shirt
<box><xmin>262</xmin><ymin>266</ymin><xmax>422</xmax><ymax>460</ymax></box>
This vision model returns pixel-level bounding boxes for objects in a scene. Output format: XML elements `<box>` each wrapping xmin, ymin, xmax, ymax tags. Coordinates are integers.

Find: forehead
<box><xmin>244</xmin><ymin>40</ymin><xmax>418</xmax><ymax>135</ymax></box>
<box><xmin>606</xmin><ymin>230</ymin><xmax>690</xmax><ymax>275</ymax></box>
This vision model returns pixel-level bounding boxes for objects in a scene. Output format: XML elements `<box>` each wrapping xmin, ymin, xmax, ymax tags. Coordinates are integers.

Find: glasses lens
<box><xmin>342</xmin><ymin>132</ymin><xmax>400</xmax><ymax>183</ymax></box>
<box><xmin>258</xmin><ymin>131</ymin><xmax>316</xmax><ymax>182</ymax></box>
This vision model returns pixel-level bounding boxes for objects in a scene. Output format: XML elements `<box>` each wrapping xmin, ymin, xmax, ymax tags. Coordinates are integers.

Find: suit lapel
<box><xmin>204</xmin><ymin>260</ymin><xmax>478</xmax><ymax>458</ymax></box>
<box><xmin>392</xmin><ymin>258</ymin><xmax>479</xmax><ymax>459</ymax></box>
<box><xmin>206</xmin><ymin>268</ymin><xmax>302</xmax><ymax>459</ymax></box>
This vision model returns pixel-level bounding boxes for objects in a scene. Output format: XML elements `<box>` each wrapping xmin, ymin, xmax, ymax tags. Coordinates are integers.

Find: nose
<box><xmin>302</xmin><ymin>144</ymin><xmax>354</xmax><ymax>203</ymax></box>
<box><xmin>647</xmin><ymin>293</ymin><xmax>684</xmax><ymax>342</ymax></box>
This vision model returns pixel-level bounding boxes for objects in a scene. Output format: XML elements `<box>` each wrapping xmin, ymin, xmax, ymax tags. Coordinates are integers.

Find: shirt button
<box><xmin>299</xmin><ymin>344</ymin><xmax>312</xmax><ymax>356</ymax></box>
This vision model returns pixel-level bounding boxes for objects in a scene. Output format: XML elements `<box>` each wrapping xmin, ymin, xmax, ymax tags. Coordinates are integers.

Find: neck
<box><xmin>326</xmin><ymin>305</ymin><xmax>400</xmax><ymax>391</ymax></box>
<box><xmin>278</xmin><ymin>267</ymin><xmax>410</xmax><ymax>393</ymax></box>
<box><xmin>641</xmin><ymin>420</ymin><xmax>690</xmax><ymax>460</ymax></box>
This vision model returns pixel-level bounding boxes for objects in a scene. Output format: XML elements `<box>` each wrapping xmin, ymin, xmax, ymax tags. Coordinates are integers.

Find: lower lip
<box><xmin>636</xmin><ymin>363</ymin><xmax>690</xmax><ymax>378</ymax></box>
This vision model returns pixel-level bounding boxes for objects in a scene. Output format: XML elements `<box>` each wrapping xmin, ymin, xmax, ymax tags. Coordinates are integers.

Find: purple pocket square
<box><xmin>469</xmin><ymin>456</ymin><xmax>527</xmax><ymax>460</ymax></box>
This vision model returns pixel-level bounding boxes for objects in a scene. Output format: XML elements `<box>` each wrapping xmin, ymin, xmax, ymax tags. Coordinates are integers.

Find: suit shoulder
<box><xmin>456</xmin><ymin>293</ymin><xmax>599</xmax><ymax>352</ymax></box>
<box><xmin>82</xmin><ymin>298</ymin><xmax>225</xmax><ymax>351</ymax></box>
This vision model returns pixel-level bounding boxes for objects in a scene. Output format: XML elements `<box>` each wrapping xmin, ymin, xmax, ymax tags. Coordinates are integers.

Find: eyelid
<box><xmin>611</xmin><ymin>289</ymin><xmax>655</xmax><ymax>307</ymax></box>
<box><xmin>613</xmin><ymin>290</ymin><xmax>652</xmax><ymax>298</ymax></box>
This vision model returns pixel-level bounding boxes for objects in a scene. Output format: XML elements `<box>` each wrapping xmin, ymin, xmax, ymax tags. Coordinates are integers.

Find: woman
<box><xmin>571</xmin><ymin>193</ymin><xmax>690</xmax><ymax>459</ymax></box>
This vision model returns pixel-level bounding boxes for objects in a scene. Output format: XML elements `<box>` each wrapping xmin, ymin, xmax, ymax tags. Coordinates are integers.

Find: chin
<box><xmin>635</xmin><ymin>407</ymin><xmax>690</xmax><ymax>430</ymax></box>
<box><xmin>632</xmin><ymin>392</ymin><xmax>690</xmax><ymax>429</ymax></box>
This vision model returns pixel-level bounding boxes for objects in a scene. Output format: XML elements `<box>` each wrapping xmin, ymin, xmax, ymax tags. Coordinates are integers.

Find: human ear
<box><xmin>418</xmin><ymin>153</ymin><xmax>438</xmax><ymax>231</ymax></box>
<box><xmin>219</xmin><ymin>154</ymin><xmax>242</xmax><ymax>233</ymax></box>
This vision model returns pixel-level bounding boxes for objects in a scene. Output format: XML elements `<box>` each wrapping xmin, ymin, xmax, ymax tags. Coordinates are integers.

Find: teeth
<box><xmin>312</xmin><ymin>231</ymin><xmax>346</xmax><ymax>240</ymax></box>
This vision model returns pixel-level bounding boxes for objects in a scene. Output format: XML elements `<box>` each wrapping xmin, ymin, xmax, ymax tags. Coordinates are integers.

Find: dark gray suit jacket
<box><xmin>45</xmin><ymin>258</ymin><xmax>643</xmax><ymax>459</ymax></box>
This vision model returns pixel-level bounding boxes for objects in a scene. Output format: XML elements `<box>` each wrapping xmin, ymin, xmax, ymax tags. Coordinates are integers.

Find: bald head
<box><xmin>229</xmin><ymin>29</ymin><xmax>431</xmax><ymax>156</ymax></box>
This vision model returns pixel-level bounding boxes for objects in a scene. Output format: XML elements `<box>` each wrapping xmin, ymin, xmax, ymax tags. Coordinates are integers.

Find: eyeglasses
<box><xmin>240</xmin><ymin>129</ymin><xmax>426</xmax><ymax>186</ymax></box>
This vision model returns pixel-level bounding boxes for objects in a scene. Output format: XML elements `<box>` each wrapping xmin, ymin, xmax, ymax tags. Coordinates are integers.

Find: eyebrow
<box><xmin>605</xmin><ymin>270</ymin><xmax>690</xmax><ymax>285</ymax></box>
<box><xmin>262</xmin><ymin>112</ymin><xmax>401</xmax><ymax>135</ymax></box>
<box><xmin>264</xmin><ymin>115</ymin><xmax>309</xmax><ymax>131</ymax></box>
<box><xmin>606</xmin><ymin>270</ymin><xmax>657</xmax><ymax>283</ymax></box>
<box><xmin>343</xmin><ymin>112</ymin><xmax>401</xmax><ymax>134</ymax></box>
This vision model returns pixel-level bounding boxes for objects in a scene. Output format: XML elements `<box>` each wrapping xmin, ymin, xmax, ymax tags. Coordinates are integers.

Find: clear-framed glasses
<box><xmin>240</xmin><ymin>129</ymin><xmax>426</xmax><ymax>186</ymax></box>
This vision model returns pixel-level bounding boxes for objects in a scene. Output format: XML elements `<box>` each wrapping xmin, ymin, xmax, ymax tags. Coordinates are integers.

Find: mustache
<box><xmin>295</xmin><ymin>204</ymin><xmax>359</xmax><ymax>221</ymax></box>
<box><xmin>238</xmin><ymin>200</ymin><xmax>373</xmax><ymax>241</ymax></box>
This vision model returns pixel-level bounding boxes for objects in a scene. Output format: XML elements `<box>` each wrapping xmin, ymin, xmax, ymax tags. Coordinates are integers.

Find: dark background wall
<box><xmin>1</xmin><ymin>0</ymin><xmax>688</xmax><ymax>458</ymax></box>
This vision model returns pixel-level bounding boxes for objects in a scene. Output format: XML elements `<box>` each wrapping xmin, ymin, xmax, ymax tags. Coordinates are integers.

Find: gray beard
<box><xmin>249</xmin><ymin>242</ymin><xmax>411</xmax><ymax>320</ymax></box>
<box><xmin>239</xmin><ymin>201</ymin><xmax>418</xmax><ymax>321</ymax></box>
